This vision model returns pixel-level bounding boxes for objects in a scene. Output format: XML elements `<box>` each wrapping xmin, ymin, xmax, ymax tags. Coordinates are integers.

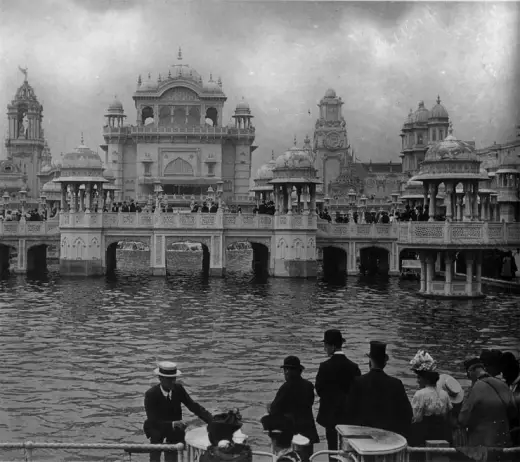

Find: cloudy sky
<box><xmin>0</xmin><ymin>0</ymin><xmax>519</xmax><ymax>174</ymax></box>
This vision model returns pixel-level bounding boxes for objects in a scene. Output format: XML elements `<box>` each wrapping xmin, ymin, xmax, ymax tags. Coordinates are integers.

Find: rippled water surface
<box><xmin>0</xmin><ymin>251</ymin><xmax>519</xmax><ymax>461</ymax></box>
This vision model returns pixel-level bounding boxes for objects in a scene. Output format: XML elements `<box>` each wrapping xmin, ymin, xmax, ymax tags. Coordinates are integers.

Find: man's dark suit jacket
<box><xmin>315</xmin><ymin>353</ymin><xmax>361</xmax><ymax>428</ymax></box>
<box><xmin>345</xmin><ymin>369</ymin><xmax>413</xmax><ymax>439</ymax></box>
<box><xmin>270</xmin><ymin>376</ymin><xmax>320</xmax><ymax>443</ymax></box>
<box><xmin>144</xmin><ymin>383</ymin><xmax>213</xmax><ymax>442</ymax></box>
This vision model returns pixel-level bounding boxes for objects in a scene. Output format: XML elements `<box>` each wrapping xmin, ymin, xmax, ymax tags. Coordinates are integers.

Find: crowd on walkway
<box><xmin>317</xmin><ymin>205</ymin><xmax>447</xmax><ymax>224</ymax></box>
<box><xmin>142</xmin><ymin>331</ymin><xmax>520</xmax><ymax>462</ymax></box>
<box><xmin>0</xmin><ymin>208</ymin><xmax>57</xmax><ymax>222</ymax></box>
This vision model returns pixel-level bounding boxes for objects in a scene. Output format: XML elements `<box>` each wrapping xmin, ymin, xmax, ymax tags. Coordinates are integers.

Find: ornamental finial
<box><xmin>272</xmin><ymin>150</ymin><xmax>275</xmax><ymax>160</ymax></box>
<box><xmin>178</xmin><ymin>47</ymin><xmax>182</xmax><ymax>60</ymax></box>
<box><xmin>80</xmin><ymin>132</ymin><xmax>84</xmax><ymax>145</ymax></box>
<box><xmin>437</xmin><ymin>95</ymin><xmax>441</xmax><ymax>105</ymax></box>
<box><xmin>137</xmin><ymin>75</ymin><xmax>142</xmax><ymax>85</ymax></box>
<box><xmin>209</xmin><ymin>73</ymin><xmax>213</xmax><ymax>82</ymax></box>
<box><xmin>448</xmin><ymin>121</ymin><xmax>453</xmax><ymax>136</ymax></box>
<box><xmin>18</xmin><ymin>66</ymin><xmax>28</xmax><ymax>82</ymax></box>
<box><xmin>293</xmin><ymin>135</ymin><xmax>297</xmax><ymax>146</ymax></box>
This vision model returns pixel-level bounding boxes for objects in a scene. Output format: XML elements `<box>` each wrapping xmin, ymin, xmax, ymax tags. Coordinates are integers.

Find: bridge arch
<box><xmin>320</xmin><ymin>245</ymin><xmax>348</xmax><ymax>279</ymax></box>
<box><xmin>105</xmin><ymin>236</ymin><xmax>152</xmax><ymax>276</ymax></box>
<box><xmin>165</xmin><ymin>236</ymin><xmax>211</xmax><ymax>276</ymax></box>
<box><xmin>0</xmin><ymin>243</ymin><xmax>17</xmax><ymax>277</ymax></box>
<box><xmin>358</xmin><ymin>244</ymin><xmax>390</xmax><ymax>276</ymax></box>
<box><xmin>225</xmin><ymin>237</ymin><xmax>271</xmax><ymax>277</ymax></box>
<box><xmin>26</xmin><ymin>241</ymin><xmax>57</xmax><ymax>273</ymax></box>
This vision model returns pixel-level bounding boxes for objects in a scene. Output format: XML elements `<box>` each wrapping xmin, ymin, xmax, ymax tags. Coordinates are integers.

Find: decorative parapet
<box><xmin>274</xmin><ymin>213</ymin><xmax>317</xmax><ymax>230</ymax></box>
<box><xmin>317</xmin><ymin>221</ymin><xmax>398</xmax><ymax>239</ymax></box>
<box><xmin>224</xmin><ymin>213</ymin><xmax>273</xmax><ymax>229</ymax></box>
<box><xmin>0</xmin><ymin>220</ymin><xmax>60</xmax><ymax>236</ymax></box>
<box><xmin>397</xmin><ymin>221</ymin><xmax>520</xmax><ymax>246</ymax></box>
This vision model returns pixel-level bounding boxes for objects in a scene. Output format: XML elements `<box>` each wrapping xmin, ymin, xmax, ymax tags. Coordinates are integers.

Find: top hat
<box><xmin>367</xmin><ymin>341</ymin><xmax>389</xmax><ymax>362</ymax></box>
<box><xmin>154</xmin><ymin>361</ymin><xmax>182</xmax><ymax>378</ymax></box>
<box><xmin>463</xmin><ymin>357</ymin><xmax>484</xmax><ymax>371</ymax></box>
<box><xmin>437</xmin><ymin>374</ymin><xmax>464</xmax><ymax>404</ymax></box>
<box><xmin>480</xmin><ymin>349</ymin><xmax>503</xmax><ymax>367</ymax></box>
<box><xmin>207</xmin><ymin>410</ymin><xmax>243</xmax><ymax>446</ymax></box>
<box><xmin>322</xmin><ymin>329</ymin><xmax>345</xmax><ymax>346</ymax></box>
<box><xmin>280</xmin><ymin>356</ymin><xmax>304</xmax><ymax>371</ymax></box>
<box><xmin>260</xmin><ymin>414</ymin><xmax>295</xmax><ymax>435</ymax></box>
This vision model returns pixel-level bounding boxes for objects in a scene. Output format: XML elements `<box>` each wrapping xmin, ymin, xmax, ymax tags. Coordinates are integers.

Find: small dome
<box><xmin>256</xmin><ymin>161</ymin><xmax>276</xmax><ymax>180</ymax></box>
<box><xmin>236</xmin><ymin>99</ymin><xmax>250</xmax><ymax>110</ymax></box>
<box><xmin>424</xmin><ymin>125</ymin><xmax>476</xmax><ymax>162</ymax></box>
<box><xmin>140</xmin><ymin>75</ymin><xmax>157</xmax><ymax>91</ymax></box>
<box><xmin>275</xmin><ymin>144</ymin><xmax>313</xmax><ymax>169</ymax></box>
<box><xmin>42</xmin><ymin>180</ymin><xmax>61</xmax><ymax>193</ymax></box>
<box><xmin>62</xmin><ymin>138</ymin><xmax>103</xmax><ymax>169</ymax></box>
<box><xmin>108</xmin><ymin>96</ymin><xmax>123</xmax><ymax>111</ymax></box>
<box><xmin>204</xmin><ymin>79</ymin><xmax>222</xmax><ymax>93</ymax></box>
<box><xmin>430</xmin><ymin>96</ymin><xmax>449</xmax><ymax>119</ymax></box>
<box><xmin>414</xmin><ymin>101</ymin><xmax>430</xmax><ymax>123</ymax></box>
<box><xmin>169</xmin><ymin>63</ymin><xmax>202</xmax><ymax>83</ymax></box>
<box><xmin>403</xmin><ymin>109</ymin><xmax>413</xmax><ymax>126</ymax></box>
<box><xmin>41</xmin><ymin>164</ymin><xmax>52</xmax><ymax>173</ymax></box>
<box><xmin>324</xmin><ymin>88</ymin><xmax>336</xmax><ymax>98</ymax></box>
<box><xmin>103</xmin><ymin>168</ymin><xmax>115</xmax><ymax>180</ymax></box>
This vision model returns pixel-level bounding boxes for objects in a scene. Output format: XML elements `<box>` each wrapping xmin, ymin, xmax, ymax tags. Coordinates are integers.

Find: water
<box><xmin>0</xmin><ymin>250</ymin><xmax>519</xmax><ymax>461</ymax></box>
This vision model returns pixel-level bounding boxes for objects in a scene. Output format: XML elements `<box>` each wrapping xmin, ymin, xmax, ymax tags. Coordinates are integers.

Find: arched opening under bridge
<box><xmin>0</xmin><ymin>244</ymin><xmax>16</xmax><ymax>278</ymax></box>
<box><xmin>27</xmin><ymin>244</ymin><xmax>49</xmax><ymax>274</ymax></box>
<box><xmin>166</xmin><ymin>241</ymin><xmax>210</xmax><ymax>276</ymax></box>
<box><xmin>106</xmin><ymin>240</ymin><xmax>151</xmax><ymax>277</ymax></box>
<box><xmin>226</xmin><ymin>241</ymin><xmax>270</xmax><ymax>278</ymax></box>
<box><xmin>321</xmin><ymin>246</ymin><xmax>347</xmax><ymax>280</ymax></box>
<box><xmin>359</xmin><ymin>246</ymin><xmax>390</xmax><ymax>277</ymax></box>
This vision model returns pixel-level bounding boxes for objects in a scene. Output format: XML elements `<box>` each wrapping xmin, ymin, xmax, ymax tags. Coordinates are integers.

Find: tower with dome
<box><xmin>100</xmin><ymin>48</ymin><xmax>256</xmax><ymax>205</ymax></box>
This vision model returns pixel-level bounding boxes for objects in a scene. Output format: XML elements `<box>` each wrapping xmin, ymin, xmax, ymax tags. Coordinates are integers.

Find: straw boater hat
<box><xmin>437</xmin><ymin>374</ymin><xmax>464</xmax><ymax>404</ymax></box>
<box><xmin>154</xmin><ymin>361</ymin><xmax>182</xmax><ymax>378</ymax></box>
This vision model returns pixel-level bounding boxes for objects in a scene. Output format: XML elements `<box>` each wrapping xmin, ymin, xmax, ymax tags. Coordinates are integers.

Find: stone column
<box><xmin>423</xmin><ymin>184</ymin><xmax>429</xmax><ymax>212</ymax></box>
<box><xmin>466</xmin><ymin>251</ymin><xmax>474</xmax><ymax>296</ymax></box>
<box><xmin>445</xmin><ymin>252</ymin><xmax>453</xmax><ymax>296</ymax></box>
<box><xmin>296</xmin><ymin>186</ymin><xmax>302</xmax><ymax>213</ymax></box>
<box><xmin>79</xmin><ymin>188</ymin><xmax>85</xmax><ymax>212</ymax></box>
<box><xmin>60</xmin><ymin>183</ymin><xmax>68</xmax><ymax>212</ymax></box>
<box><xmin>463</xmin><ymin>183</ymin><xmax>472</xmax><ymax>221</ymax></box>
<box><xmin>303</xmin><ymin>186</ymin><xmax>309</xmax><ymax>212</ymax></box>
<box><xmin>428</xmin><ymin>183</ymin><xmax>437</xmax><ymax>221</ymax></box>
<box><xmin>472</xmin><ymin>183</ymin><xmax>479</xmax><ymax>220</ymax></box>
<box><xmin>426</xmin><ymin>254</ymin><xmax>435</xmax><ymax>294</ymax></box>
<box><xmin>309</xmin><ymin>184</ymin><xmax>316</xmax><ymax>213</ymax></box>
<box><xmin>475</xmin><ymin>250</ymin><xmax>482</xmax><ymax>295</ymax></box>
<box><xmin>445</xmin><ymin>182</ymin><xmax>453</xmax><ymax>221</ymax></box>
<box><xmin>85</xmin><ymin>184</ymin><xmax>92</xmax><ymax>212</ymax></box>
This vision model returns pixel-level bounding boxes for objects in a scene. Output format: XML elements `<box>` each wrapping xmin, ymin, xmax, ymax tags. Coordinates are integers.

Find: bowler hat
<box><xmin>207</xmin><ymin>410</ymin><xmax>243</xmax><ymax>446</ymax></box>
<box><xmin>322</xmin><ymin>329</ymin><xmax>345</xmax><ymax>346</ymax></box>
<box><xmin>280</xmin><ymin>356</ymin><xmax>304</xmax><ymax>371</ymax></box>
<box><xmin>367</xmin><ymin>341</ymin><xmax>389</xmax><ymax>362</ymax></box>
<box><xmin>463</xmin><ymin>357</ymin><xmax>484</xmax><ymax>371</ymax></box>
<box><xmin>260</xmin><ymin>414</ymin><xmax>295</xmax><ymax>435</ymax></box>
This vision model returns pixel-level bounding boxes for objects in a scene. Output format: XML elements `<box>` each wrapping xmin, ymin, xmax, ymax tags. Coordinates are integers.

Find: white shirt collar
<box><xmin>160</xmin><ymin>385</ymin><xmax>170</xmax><ymax>398</ymax></box>
<box><xmin>333</xmin><ymin>351</ymin><xmax>345</xmax><ymax>355</ymax></box>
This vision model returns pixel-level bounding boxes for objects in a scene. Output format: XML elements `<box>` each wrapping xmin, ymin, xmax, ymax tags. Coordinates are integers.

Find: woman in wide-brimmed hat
<box><xmin>409</xmin><ymin>350</ymin><xmax>453</xmax><ymax>448</ymax></box>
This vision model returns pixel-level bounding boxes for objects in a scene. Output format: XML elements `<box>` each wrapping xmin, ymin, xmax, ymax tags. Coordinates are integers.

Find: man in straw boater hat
<box><xmin>315</xmin><ymin>329</ymin><xmax>360</xmax><ymax>461</ymax></box>
<box><xmin>266</xmin><ymin>356</ymin><xmax>319</xmax><ymax>459</ymax></box>
<box><xmin>144</xmin><ymin>361</ymin><xmax>213</xmax><ymax>462</ymax></box>
<box><xmin>345</xmin><ymin>341</ymin><xmax>412</xmax><ymax>439</ymax></box>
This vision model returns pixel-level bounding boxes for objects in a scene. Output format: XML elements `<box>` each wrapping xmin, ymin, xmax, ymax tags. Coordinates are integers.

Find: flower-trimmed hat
<box><xmin>410</xmin><ymin>350</ymin><xmax>437</xmax><ymax>372</ymax></box>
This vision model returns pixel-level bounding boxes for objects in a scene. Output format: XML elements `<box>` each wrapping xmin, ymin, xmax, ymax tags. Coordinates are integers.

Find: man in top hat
<box><xmin>144</xmin><ymin>361</ymin><xmax>213</xmax><ymax>462</ymax></box>
<box><xmin>261</xmin><ymin>414</ymin><xmax>302</xmax><ymax>462</ymax></box>
<box><xmin>458</xmin><ymin>357</ymin><xmax>516</xmax><ymax>453</ymax></box>
<box><xmin>345</xmin><ymin>341</ymin><xmax>412</xmax><ymax>439</ymax></box>
<box><xmin>315</xmin><ymin>329</ymin><xmax>361</xmax><ymax>459</ymax></box>
<box><xmin>267</xmin><ymin>356</ymin><xmax>319</xmax><ymax>456</ymax></box>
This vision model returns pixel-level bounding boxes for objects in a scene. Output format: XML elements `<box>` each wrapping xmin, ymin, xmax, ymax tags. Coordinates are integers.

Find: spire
<box><xmin>157</xmin><ymin>73</ymin><xmax>162</xmax><ymax>83</ymax></box>
<box><xmin>209</xmin><ymin>73</ymin><xmax>213</xmax><ymax>82</ymax></box>
<box><xmin>448</xmin><ymin>121</ymin><xmax>453</xmax><ymax>136</ymax></box>
<box><xmin>80</xmin><ymin>132</ymin><xmax>84</xmax><ymax>145</ymax></box>
<box><xmin>137</xmin><ymin>74</ymin><xmax>141</xmax><ymax>86</ymax></box>
<box><xmin>293</xmin><ymin>135</ymin><xmax>297</xmax><ymax>146</ymax></box>
<box><xmin>18</xmin><ymin>66</ymin><xmax>28</xmax><ymax>82</ymax></box>
<box><xmin>271</xmin><ymin>150</ymin><xmax>275</xmax><ymax>160</ymax></box>
<box><xmin>148</xmin><ymin>72</ymin><xmax>151</xmax><ymax>79</ymax></box>
<box><xmin>218</xmin><ymin>76</ymin><xmax>222</xmax><ymax>87</ymax></box>
<box><xmin>177</xmin><ymin>47</ymin><xmax>182</xmax><ymax>61</ymax></box>
<box><xmin>437</xmin><ymin>95</ymin><xmax>441</xmax><ymax>105</ymax></box>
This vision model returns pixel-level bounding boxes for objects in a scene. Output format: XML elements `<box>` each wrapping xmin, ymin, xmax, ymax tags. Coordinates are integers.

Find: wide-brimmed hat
<box><xmin>280</xmin><ymin>356</ymin><xmax>304</xmax><ymax>371</ymax></box>
<box><xmin>366</xmin><ymin>341</ymin><xmax>389</xmax><ymax>363</ymax></box>
<box><xmin>410</xmin><ymin>350</ymin><xmax>437</xmax><ymax>372</ymax></box>
<box><xmin>154</xmin><ymin>361</ymin><xmax>182</xmax><ymax>378</ymax></box>
<box><xmin>207</xmin><ymin>410</ymin><xmax>243</xmax><ymax>446</ymax></box>
<box><xmin>463</xmin><ymin>357</ymin><xmax>484</xmax><ymax>371</ymax></box>
<box><xmin>437</xmin><ymin>374</ymin><xmax>464</xmax><ymax>404</ymax></box>
<box><xmin>322</xmin><ymin>329</ymin><xmax>345</xmax><ymax>346</ymax></box>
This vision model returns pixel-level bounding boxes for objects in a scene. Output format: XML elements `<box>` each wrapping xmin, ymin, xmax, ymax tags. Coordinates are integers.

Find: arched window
<box><xmin>432</xmin><ymin>129</ymin><xmax>436</xmax><ymax>141</ymax></box>
<box><xmin>158</xmin><ymin>106</ymin><xmax>171</xmax><ymax>126</ymax></box>
<box><xmin>164</xmin><ymin>157</ymin><xmax>194</xmax><ymax>176</ymax></box>
<box><xmin>142</xmin><ymin>106</ymin><xmax>154</xmax><ymax>125</ymax></box>
<box><xmin>188</xmin><ymin>106</ymin><xmax>200</xmax><ymax>126</ymax></box>
<box><xmin>205</xmin><ymin>107</ymin><xmax>218</xmax><ymax>127</ymax></box>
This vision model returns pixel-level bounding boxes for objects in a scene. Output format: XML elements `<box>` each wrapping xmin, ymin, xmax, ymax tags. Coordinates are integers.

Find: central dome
<box><xmin>430</xmin><ymin>96</ymin><xmax>449</xmax><ymax>119</ymax></box>
<box><xmin>62</xmin><ymin>140</ymin><xmax>103</xmax><ymax>169</ymax></box>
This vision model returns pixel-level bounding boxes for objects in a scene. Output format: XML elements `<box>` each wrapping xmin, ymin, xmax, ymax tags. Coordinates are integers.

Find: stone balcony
<box><xmin>397</xmin><ymin>221</ymin><xmax>520</xmax><ymax>247</ymax></box>
<box><xmin>0</xmin><ymin>220</ymin><xmax>60</xmax><ymax>236</ymax></box>
<box><xmin>103</xmin><ymin>125</ymin><xmax>255</xmax><ymax>139</ymax></box>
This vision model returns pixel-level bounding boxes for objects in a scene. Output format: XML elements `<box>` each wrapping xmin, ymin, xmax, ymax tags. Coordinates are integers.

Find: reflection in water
<box><xmin>0</xmin><ymin>253</ymin><xmax>518</xmax><ymax>461</ymax></box>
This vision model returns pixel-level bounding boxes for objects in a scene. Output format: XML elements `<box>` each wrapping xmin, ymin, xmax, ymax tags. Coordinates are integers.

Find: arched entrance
<box><xmin>322</xmin><ymin>246</ymin><xmax>347</xmax><ymax>279</ymax></box>
<box><xmin>106</xmin><ymin>240</ymin><xmax>151</xmax><ymax>276</ymax></box>
<box><xmin>226</xmin><ymin>241</ymin><xmax>270</xmax><ymax>278</ymax></box>
<box><xmin>359</xmin><ymin>246</ymin><xmax>390</xmax><ymax>276</ymax></box>
<box><xmin>0</xmin><ymin>244</ymin><xmax>16</xmax><ymax>277</ymax></box>
<box><xmin>166</xmin><ymin>241</ymin><xmax>210</xmax><ymax>276</ymax></box>
<box><xmin>27</xmin><ymin>244</ymin><xmax>48</xmax><ymax>274</ymax></box>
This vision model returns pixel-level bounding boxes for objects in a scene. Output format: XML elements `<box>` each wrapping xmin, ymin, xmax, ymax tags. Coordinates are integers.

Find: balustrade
<box><xmin>0</xmin><ymin>220</ymin><xmax>59</xmax><ymax>236</ymax></box>
<box><xmin>317</xmin><ymin>220</ymin><xmax>398</xmax><ymax>239</ymax></box>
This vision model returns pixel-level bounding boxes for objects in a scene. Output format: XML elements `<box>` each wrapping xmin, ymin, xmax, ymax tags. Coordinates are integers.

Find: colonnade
<box><xmin>419</xmin><ymin>250</ymin><xmax>483</xmax><ymax>298</ymax></box>
<box><xmin>59</xmin><ymin>183</ymin><xmax>115</xmax><ymax>212</ymax></box>
<box><xmin>272</xmin><ymin>184</ymin><xmax>317</xmax><ymax>214</ymax></box>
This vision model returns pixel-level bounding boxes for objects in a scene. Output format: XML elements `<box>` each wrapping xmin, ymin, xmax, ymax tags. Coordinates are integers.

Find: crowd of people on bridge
<box><xmin>317</xmin><ymin>205</ymin><xmax>446</xmax><ymax>224</ymax></box>
<box><xmin>142</xmin><ymin>330</ymin><xmax>520</xmax><ymax>462</ymax></box>
<box><xmin>0</xmin><ymin>208</ymin><xmax>56</xmax><ymax>222</ymax></box>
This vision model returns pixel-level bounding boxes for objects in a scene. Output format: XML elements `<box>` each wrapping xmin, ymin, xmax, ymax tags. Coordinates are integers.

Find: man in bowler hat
<box><xmin>345</xmin><ymin>341</ymin><xmax>412</xmax><ymax>439</ymax></box>
<box><xmin>144</xmin><ymin>361</ymin><xmax>213</xmax><ymax>462</ymax></box>
<box><xmin>315</xmin><ymin>330</ymin><xmax>361</xmax><ymax>460</ymax></box>
<box><xmin>267</xmin><ymin>356</ymin><xmax>319</xmax><ymax>457</ymax></box>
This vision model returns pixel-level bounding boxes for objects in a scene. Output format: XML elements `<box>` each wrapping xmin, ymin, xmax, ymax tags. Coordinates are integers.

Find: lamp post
<box><xmin>360</xmin><ymin>195</ymin><xmax>367</xmax><ymax>223</ymax></box>
<box><xmin>20</xmin><ymin>187</ymin><xmax>27</xmax><ymax>221</ymax></box>
<box><xmin>391</xmin><ymin>192</ymin><xmax>400</xmax><ymax>215</ymax></box>
<box><xmin>207</xmin><ymin>186</ymin><xmax>215</xmax><ymax>205</ymax></box>
<box><xmin>490</xmin><ymin>193</ymin><xmax>498</xmax><ymax>221</ymax></box>
<box><xmin>40</xmin><ymin>192</ymin><xmax>47</xmax><ymax>218</ymax></box>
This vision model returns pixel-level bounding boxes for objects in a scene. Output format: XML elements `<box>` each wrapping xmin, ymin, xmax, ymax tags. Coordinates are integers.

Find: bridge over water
<box><xmin>1</xmin><ymin>211</ymin><xmax>520</xmax><ymax>297</ymax></box>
